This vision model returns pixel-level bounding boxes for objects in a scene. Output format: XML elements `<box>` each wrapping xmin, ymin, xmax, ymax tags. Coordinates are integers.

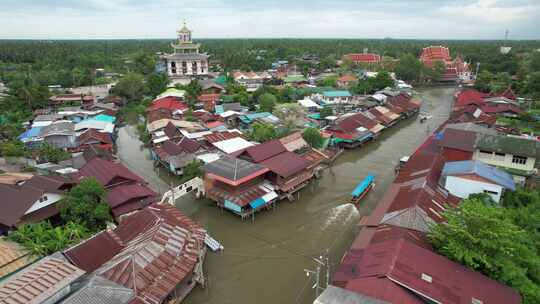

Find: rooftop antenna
<box><xmin>505</xmin><ymin>29</ymin><xmax>509</xmax><ymax>42</ymax></box>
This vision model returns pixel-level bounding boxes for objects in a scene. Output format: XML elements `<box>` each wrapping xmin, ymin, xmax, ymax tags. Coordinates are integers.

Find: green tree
<box><xmin>1</xmin><ymin>141</ymin><xmax>26</xmax><ymax>157</ymax></box>
<box><xmin>38</xmin><ymin>143</ymin><xmax>70</xmax><ymax>164</ymax></box>
<box><xmin>145</xmin><ymin>72</ymin><xmax>169</xmax><ymax>98</ymax></box>
<box><xmin>320</xmin><ymin>106</ymin><xmax>333</xmax><ymax>119</ymax></box>
<box><xmin>427</xmin><ymin>61</ymin><xmax>446</xmax><ymax>81</ymax></box>
<box><xmin>273</xmin><ymin>103</ymin><xmax>305</xmax><ymax>130</ymax></box>
<box><xmin>490</xmin><ymin>72</ymin><xmax>512</xmax><ymax>93</ymax></box>
<box><xmin>183</xmin><ymin>160</ymin><xmax>202</xmax><ymax>181</ymax></box>
<box><xmin>259</xmin><ymin>93</ymin><xmax>277</xmax><ymax>112</ymax></box>
<box><xmin>317</xmin><ymin>75</ymin><xmax>338</xmax><ymax>88</ymax></box>
<box><xmin>526</xmin><ymin>72</ymin><xmax>540</xmax><ymax>98</ymax></box>
<box><xmin>475</xmin><ymin>70</ymin><xmax>494</xmax><ymax>92</ymax></box>
<box><xmin>250</xmin><ymin>122</ymin><xmax>277</xmax><ymax>142</ymax></box>
<box><xmin>395</xmin><ymin>53</ymin><xmax>423</xmax><ymax>82</ymax></box>
<box><xmin>319</xmin><ymin>55</ymin><xmax>336</xmax><ymax>70</ymax></box>
<box><xmin>302</xmin><ymin>127</ymin><xmax>324</xmax><ymax>148</ymax></box>
<box><xmin>112</xmin><ymin>73</ymin><xmax>145</xmax><ymax>102</ymax></box>
<box><xmin>8</xmin><ymin>221</ymin><xmax>89</xmax><ymax>256</ymax></box>
<box><xmin>429</xmin><ymin>198</ymin><xmax>540</xmax><ymax>303</ymax></box>
<box><xmin>133</xmin><ymin>52</ymin><xmax>156</xmax><ymax>75</ymax></box>
<box><xmin>59</xmin><ymin>177</ymin><xmax>113</xmax><ymax>233</ymax></box>
<box><xmin>372</xmin><ymin>70</ymin><xmax>394</xmax><ymax>90</ymax></box>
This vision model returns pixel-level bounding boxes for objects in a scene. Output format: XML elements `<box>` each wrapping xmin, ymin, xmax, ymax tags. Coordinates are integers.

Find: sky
<box><xmin>0</xmin><ymin>0</ymin><xmax>539</xmax><ymax>40</ymax></box>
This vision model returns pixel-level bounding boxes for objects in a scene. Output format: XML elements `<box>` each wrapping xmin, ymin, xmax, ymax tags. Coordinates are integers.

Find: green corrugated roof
<box><xmin>284</xmin><ymin>75</ymin><xmax>307</xmax><ymax>83</ymax></box>
<box><xmin>475</xmin><ymin>134</ymin><xmax>540</xmax><ymax>159</ymax></box>
<box><xmin>215</xmin><ymin>75</ymin><xmax>227</xmax><ymax>85</ymax></box>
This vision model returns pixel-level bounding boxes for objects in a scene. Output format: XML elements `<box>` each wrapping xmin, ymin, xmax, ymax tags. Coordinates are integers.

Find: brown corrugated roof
<box><xmin>0</xmin><ymin>184</ymin><xmax>43</xmax><ymax>227</ymax></box>
<box><xmin>261</xmin><ymin>151</ymin><xmax>312</xmax><ymax>178</ymax></box>
<box><xmin>64</xmin><ymin>232</ymin><xmax>124</xmax><ymax>273</ymax></box>
<box><xmin>0</xmin><ymin>255</ymin><xmax>85</xmax><ymax>304</ymax></box>
<box><xmin>74</xmin><ymin>158</ymin><xmax>143</xmax><ymax>187</ymax></box>
<box><xmin>0</xmin><ymin>238</ymin><xmax>38</xmax><ymax>279</ymax></box>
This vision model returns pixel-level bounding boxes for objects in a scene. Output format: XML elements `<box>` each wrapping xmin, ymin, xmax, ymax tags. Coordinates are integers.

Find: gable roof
<box><xmin>279</xmin><ymin>131</ymin><xmax>309</xmax><ymax>152</ymax></box>
<box><xmin>239</xmin><ymin>139</ymin><xmax>287</xmax><ymax>163</ymax></box>
<box><xmin>78</xmin><ymin>129</ymin><xmax>113</xmax><ymax>145</ymax></box>
<box><xmin>65</xmin><ymin>232</ymin><xmax>125</xmax><ymax>273</ymax></box>
<box><xmin>438</xmin><ymin>128</ymin><xmax>477</xmax><ymax>152</ymax></box>
<box><xmin>60</xmin><ymin>275</ymin><xmax>134</xmax><ymax>304</ymax></box>
<box><xmin>204</xmin><ymin>131</ymin><xmax>244</xmax><ymax>143</ymax></box>
<box><xmin>442</xmin><ymin>160</ymin><xmax>516</xmax><ymax>190</ymax></box>
<box><xmin>74</xmin><ymin>157</ymin><xmax>143</xmax><ymax>186</ymax></box>
<box><xmin>345</xmin><ymin>53</ymin><xmax>381</xmax><ymax>63</ymax></box>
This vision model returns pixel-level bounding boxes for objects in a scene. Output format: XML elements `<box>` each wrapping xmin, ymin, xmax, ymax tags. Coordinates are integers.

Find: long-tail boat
<box><xmin>350</xmin><ymin>174</ymin><xmax>375</xmax><ymax>204</ymax></box>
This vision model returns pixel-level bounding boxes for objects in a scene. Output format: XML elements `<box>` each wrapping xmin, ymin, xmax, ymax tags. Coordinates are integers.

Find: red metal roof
<box><xmin>65</xmin><ymin>232</ymin><xmax>124</xmax><ymax>273</ymax></box>
<box><xmin>336</xmin><ymin>237</ymin><xmax>521</xmax><ymax>304</ymax></box>
<box><xmin>260</xmin><ymin>151</ymin><xmax>312</xmax><ymax>178</ymax></box>
<box><xmin>481</xmin><ymin>104</ymin><xmax>523</xmax><ymax>115</ymax></box>
<box><xmin>239</xmin><ymin>139</ymin><xmax>287</xmax><ymax>163</ymax></box>
<box><xmin>147</xmin><ymin>97</ymin><xmax>188</xmax><ymax>112</ymax></box>
<box><xmin>455</xmin><ymin>89</ymin><xmax>488</xmax><ymax>108</ymax></box>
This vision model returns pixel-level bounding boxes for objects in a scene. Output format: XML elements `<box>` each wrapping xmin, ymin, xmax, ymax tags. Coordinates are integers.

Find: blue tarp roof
<box><xmin>239</xmin><ymin>112</ymin><xmax>272</xmax><ymax>124</ymax></box>
<box><xmin>442</xmin><ymin>160</ymin><xmax>516</xmax><ymax>190</ymax></box>
<box><xmin>351</xmin><ymin>174</ymin><xmax>375</xmax><ymax>197</ymax></box>
<box><xmin>323</xmin><ymin>91</ymin><xmax>352</xmax><ymax>98</ymax></box>
<box><xmin>215</xmin><ymin>105</ymin><xmax>225</xmax><ymax>114</ymax></box>
<box><xmin>18</xmin><ymin>127</ymin><xmax>42</xmax><ymax>140</ymax></box>
<box><xmin>249</xmin><ymin>197</ymin><xmax>266</xmax><ymax>209</ymax></box>
<box><xmin>89</xmin><ymin>114</ymin><xmax>116</xmax><ymax>123</ymax></box>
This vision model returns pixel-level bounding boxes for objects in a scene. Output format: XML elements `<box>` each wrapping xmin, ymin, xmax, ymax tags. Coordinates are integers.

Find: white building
<box><xmin>441</xmin><ymin>160</ymin><xmax>516</xmax><ymax>203</ymax></box>
<box><xmin>161</xmin><ymin>22</ymin><xmax>209</xmax><ymax>84</ymax></box>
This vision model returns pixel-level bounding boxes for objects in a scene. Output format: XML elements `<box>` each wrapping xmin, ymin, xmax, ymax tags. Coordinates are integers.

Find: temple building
<box><xmin>420</xmin><ymin>46</ymin><xmax>472</xmax><ymax>82</ymax></box>
<box><xmin>161</xmin><ymin>21</ymin><xmax>209</xmax><ymax>83</ymax></box>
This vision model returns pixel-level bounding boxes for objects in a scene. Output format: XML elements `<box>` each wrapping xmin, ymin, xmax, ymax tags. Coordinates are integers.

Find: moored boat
<box><xmin>350</xmin><ymin>174</ymin><xmax>375</xmax><ymax>204</ymax></box>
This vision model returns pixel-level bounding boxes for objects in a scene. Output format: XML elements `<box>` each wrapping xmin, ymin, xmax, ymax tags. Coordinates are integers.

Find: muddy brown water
<box><xmin>116</xmin><ymin>87</ymin><xmax>456</xmax><ymax>304</ymax></box>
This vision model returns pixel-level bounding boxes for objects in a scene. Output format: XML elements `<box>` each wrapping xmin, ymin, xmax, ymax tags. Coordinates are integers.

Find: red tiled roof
<box><xmin>420</xmin><ymin>46</ymin><xmax>452</xmax><ymax>63</ymax></box>
<box><xmin>455</xmin><ymin>89</ymin><xmax>488</xmax><ymax>108</ymax></box>
<box><xmin>261</xmin><ymin>151</ymin><xmax>312</xmax><ymax>178</ymax></box>
<box><xmin>345</xmin><ymin>53</ymin><xmax>381</xmax><ymax>63</ymax></box>
<box><xmin>74</xmin><ymin>158</ymin><xmax>144</xmax><ymax>187</ymax></box>
<box><xmin>239</xmin><ymin>139</ymin><xmax>287</xmax><ymax>163</ymax></box>
<box><xmin>147</xmin><ymin>97</ymin><xmax>188</xmax><ymax>112</ymax></box>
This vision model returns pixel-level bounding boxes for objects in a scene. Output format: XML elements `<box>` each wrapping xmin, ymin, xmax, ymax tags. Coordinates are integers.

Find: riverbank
<box><xmin>115</xmin><ymin>86</ymin><xmax>456</xmax><ymax>303</ymax></box>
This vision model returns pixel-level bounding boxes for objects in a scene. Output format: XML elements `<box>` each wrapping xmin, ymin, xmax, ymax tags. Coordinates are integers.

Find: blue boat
<box><xmin>350</xmin><ymin>174</ymin><xmax>375</xmax><ymax>204</ymax></box>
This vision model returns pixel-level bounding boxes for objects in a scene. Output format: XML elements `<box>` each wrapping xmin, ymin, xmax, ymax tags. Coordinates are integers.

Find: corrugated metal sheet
<box><xmin>0</xmin><ymin>255</ymin><xmax>84</xmax><ymax>304</ymax></box>
<box><xmin>0</xmin><ymin>238</ymin><xmax>37</xmax><ymax>279</ymax></box>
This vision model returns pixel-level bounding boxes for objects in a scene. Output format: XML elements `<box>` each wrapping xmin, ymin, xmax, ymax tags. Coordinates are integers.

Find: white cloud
<box><xmin>0</xmin><ymin>0</ymin><xmax>538</xmax><ymax>39</ymax></box>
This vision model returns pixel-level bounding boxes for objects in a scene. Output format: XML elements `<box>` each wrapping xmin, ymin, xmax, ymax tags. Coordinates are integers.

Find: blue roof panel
<box><xmin>323</xmin><ymin>91</ymin><xmax>352</xmax><ymax>98</ymax></box>
<box><xmin>442</xmin><ymin>160</ymin><xmax>515</xmax><ymax>190</ymax></box>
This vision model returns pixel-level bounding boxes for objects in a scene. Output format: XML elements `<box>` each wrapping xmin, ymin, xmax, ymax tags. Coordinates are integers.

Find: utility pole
<box><xmin>304</xmin><ymin>252</ymin><xmax>330</xmax><ymax>298</ymax></box>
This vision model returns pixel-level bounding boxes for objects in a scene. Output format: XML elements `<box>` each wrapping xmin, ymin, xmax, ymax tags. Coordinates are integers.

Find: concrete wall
<box><xmin>473</xmin><ymin>150</ymin><xmax>535</xmax><ymax>172</ymax></box>
<box><xmin>444</xmin><ymin>176</ymin><xmax>503</xmax><ymax>202</ymax></box>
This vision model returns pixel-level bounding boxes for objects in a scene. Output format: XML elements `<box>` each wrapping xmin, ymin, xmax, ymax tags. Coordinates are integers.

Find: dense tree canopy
<box><xmin>250</xmin><ymin>122</ymin><xmax>277</xmax><ymax>142</ymax></box>
<box><xmin>259</xmin><ymin>93</ymin><xmax>277</xmax><ymax>112</ymax></box>
<box><xmin>59</xmin><ymin>177</ymin><xmax>113</xmax><ymax>233</ymax></box>
<box><xmin>429</xmin><ymin>194</ymin><xmax>540</xmax><ymax>303</ymax></box>
<box><xmin>302</xmin><ymin>127</ymin><xmax>324</xmax><ymax>148</ymax></box>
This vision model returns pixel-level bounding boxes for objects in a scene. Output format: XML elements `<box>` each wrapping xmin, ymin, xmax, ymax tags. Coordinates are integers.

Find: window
<box><xmin>479</xmin><ymin>150</ymin><xmax>492</xmax><ymax>155</ymax></box>
<box><xmin>512</xmin><ymin>155</ymin><xmax>527</xmax><ymax>165</ymax></box>
<box><xmin>495</xmin><ymin>152</ymin><xmax>505</xmax><ymax>157</ymax></box>
<box><xmin>483</xmin><ymin>190</ymin><xmax>498</xmax><ymax>195</ymax></box>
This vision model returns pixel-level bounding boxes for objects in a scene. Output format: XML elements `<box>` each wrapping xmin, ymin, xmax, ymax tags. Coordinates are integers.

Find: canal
<box><xmin>116</xmin><ymin>87</ymin><xmax>456</xmax><ymax>304</ymax></box>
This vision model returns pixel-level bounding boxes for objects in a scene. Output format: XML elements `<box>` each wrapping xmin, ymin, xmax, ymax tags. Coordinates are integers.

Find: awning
<box><xmin>351</xmin><ymin>174</ymin><xmax>375</xmax><ymax>197</ymax></box>
<box><xmin>224</xmin><ymin>200</ymin><xmax>242</xmax><ymax>213</ymax></box>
